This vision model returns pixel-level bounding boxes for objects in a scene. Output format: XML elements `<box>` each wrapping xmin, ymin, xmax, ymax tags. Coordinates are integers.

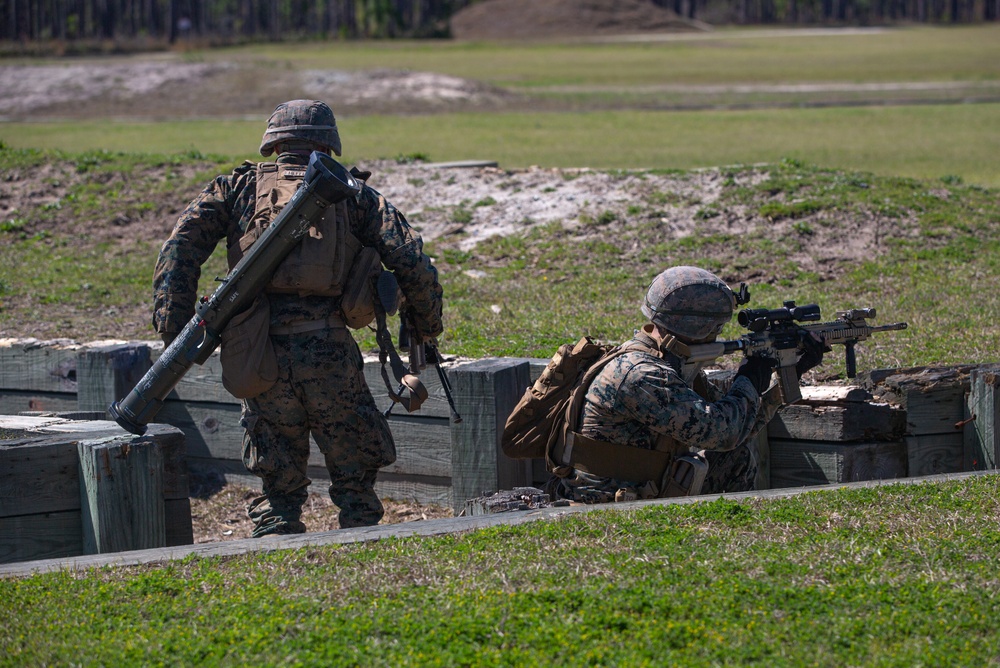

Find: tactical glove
<box><xmin>795</xmin><ymin>331</ymin><xmax>830</xmax><ymax>379</ymax></box>
<box><xmin>736</xmin><ymin>356</ymin><xmax>774</xmax><ymax>395</ymax></box>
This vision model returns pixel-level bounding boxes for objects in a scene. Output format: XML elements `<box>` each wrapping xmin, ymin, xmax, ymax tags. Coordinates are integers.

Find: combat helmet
<box><xmin>641</xmin><ymin>266</ymin><xmax>736</xmax><ymax>343</ymax></box>
<box><xmin>259</xmin><ymin>99</ymin><xmax>342</xmax><ymax>157</ymax></box>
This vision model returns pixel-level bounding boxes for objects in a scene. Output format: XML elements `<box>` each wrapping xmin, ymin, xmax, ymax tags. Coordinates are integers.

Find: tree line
<box><xmin>2</xmin><ymin>0</ymin><xmax>997</xmax><ymax>46</ymax></box>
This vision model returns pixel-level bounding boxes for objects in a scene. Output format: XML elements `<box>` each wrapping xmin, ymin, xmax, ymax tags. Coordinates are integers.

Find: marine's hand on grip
<box><xmin>736</xmin><ymin>356</ymin><xmax>775</xmax><ymax>395</ymax></box>
<box><xmin>795</xmin><ymin>330</ymin><xmax>830</xmax><ymax>379</ymax></box>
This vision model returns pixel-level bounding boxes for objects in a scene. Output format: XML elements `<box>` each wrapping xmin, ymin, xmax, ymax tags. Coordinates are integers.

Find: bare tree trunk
<box><xmin>270</xmin><ymin>0</ymin><xmax>280</xmax><ymax>40</ymax></box>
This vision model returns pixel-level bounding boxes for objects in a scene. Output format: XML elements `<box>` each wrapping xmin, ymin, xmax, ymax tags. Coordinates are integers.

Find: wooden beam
<box><xmin>0</xmin><ymin>390</ymin><xmax>77</xmax><ymax>416</ymax></box>
<box><xmin>906</xmin><ymin>433</ymin><xmax>965</xmax><ymax>477</ymax></box>
<box><xmin>449</xmin><ymin>359</ymin><xmax>532</xmax><ymax>512</ymax></box>
<box><xmin>966</xmin><ymin>367</ymin><xmax>1000</xmax><ymax>470</ymax></box>
<box><xmin>75</xmin><ymin>341</ymin><xmax>152</xmax><ymax>414</ymax></box>
<box><xmin>0</xmin><ymin>510</ymin><xmax>83</xmax><ymax>564</ymax></box>
<box><xmin>768</xmin><ymin>388</ymin><xmax>905</xmax><ymax>442</ymax></box>
<box><xmin>78</xmin><ymin>434</ymin><xmax>166</xmax><ymax>555</ymax></box>
<box><xmin>0</xmin><ymin>338</ymin><xmax>79</xmax><ymax>393</ymax></box>
<box><xmin>860</xmin><ymin>365</ymin><xmax>973</xmax><ymax>436</ymax></box>
<box><xmin>753</xmin><ymin>430</ymin><xmax>770</xmax><ymax>491</ymax></box>
<box><xmin>769</xmin><ymin>439</ymin><xmax>907</xmax><ymax>488</ymax></box>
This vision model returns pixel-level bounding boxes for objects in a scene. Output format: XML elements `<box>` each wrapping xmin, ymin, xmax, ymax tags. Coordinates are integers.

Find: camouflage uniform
<box><xmin>549</xmin><ymin>267</ymin><xmax>781</xmax><ymax>503</ymax></box>
<box><xmin>557</xmin><ymin>325</ymin><xmax>780</xmax><ymax>502</ymax></box>
<box><xmin>550</xmin><ymin>325</ymin><xmax>780</xmax><ymax>503</ymax></box>
<box><xmin>153</xmin><ymin>151</ymin><xmax>443</xmax><ymax>536</ymax></box>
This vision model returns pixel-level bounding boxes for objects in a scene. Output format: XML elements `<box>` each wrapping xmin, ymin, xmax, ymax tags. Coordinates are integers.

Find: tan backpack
<box><xmin>501</xmin><ymin>337</ymin><xmax>634</xmax><ymax>468</ymax></box>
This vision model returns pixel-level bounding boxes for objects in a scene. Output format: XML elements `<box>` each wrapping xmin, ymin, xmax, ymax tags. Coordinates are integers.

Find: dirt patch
<box><xmin>189</xmin><ymin>481</ymin><xmax>453</xmax><ymax>543</ymax></box>
<box><xmin>450</xmin><ymin>0</ymin><xmax>704</xmax><ymax>40</ymax></box>
<box><xmin>0</xmin><ymin>62</ymin><xmax>517</xmax><ymax>121</ymax></box>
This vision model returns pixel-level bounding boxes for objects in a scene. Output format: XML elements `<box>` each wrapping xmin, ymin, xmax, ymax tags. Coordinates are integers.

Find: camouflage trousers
<box><xmin>548</xmin><ymin>440</ymin><xmax>759</xmax><ymax>504</ymax></box>
<box><xmin>240</xmin><ymin>328</ymin><xmax>396</xmax><ymax>537</ymax></box>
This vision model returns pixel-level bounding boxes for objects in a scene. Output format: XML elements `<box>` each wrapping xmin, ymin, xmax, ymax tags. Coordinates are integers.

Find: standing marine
<box><xmin>152</xmin><ymin>99</ymin><xmax>444</xmax><ymax>536</ymax></box>
<box><xmin>546</xmin><ymin>266</ymin><xmax>824</xmax><ymax>503</ymax></box>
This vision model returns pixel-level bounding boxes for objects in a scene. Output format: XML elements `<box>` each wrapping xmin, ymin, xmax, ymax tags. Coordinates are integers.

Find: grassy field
<box><xmin>2</xmin><ymin>27</ymin><xmax>1000</xmax><ymax>665</ymax></box>
<box><xmin>1</xmin><ymin>147</ymin><xmax>998</xmax><ymax>370</ymax></box>
<box><xmin>4</xmin><ymin>103</ymin><xmax>999</xmax><ymax>187</ymax></box>
<box><xmin>215</xmin><ymin>25</ymin><xmax>1000</xmax><ymax>88</ymax></box>
<box><xmin>3</xmin><ymin>475</ymin><xmax>999</xmax><ymax>666</ymax></box>
<box><xmin>3</xmin><ymin>25</ymin><xmax>999</xmax><ymax>186</ymax></box>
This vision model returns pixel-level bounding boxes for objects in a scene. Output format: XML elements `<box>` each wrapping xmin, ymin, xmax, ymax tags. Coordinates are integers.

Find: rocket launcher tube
<box><xmin>110</xmin><ymin>152</ymin><xmax>361</xmax><ymax>435</ymax></box>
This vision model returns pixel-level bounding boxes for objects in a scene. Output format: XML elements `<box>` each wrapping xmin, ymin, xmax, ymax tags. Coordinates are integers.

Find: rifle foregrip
<box><xmin>845</xmin><ymin>341</ymin><xmax>857</xmax><ymax>378</ymax></box>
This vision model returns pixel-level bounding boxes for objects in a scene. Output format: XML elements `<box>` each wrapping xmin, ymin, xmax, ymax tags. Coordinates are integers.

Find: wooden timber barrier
<box><xmin>0</xmin><ymin>338</ymin><xmax>543</xmax><ymax>516</ymax></box>
<box><xmin>0</xmin><ymin>415</ymin><xmax>191</xmax><ymax>563</ymax></box>
<box><xmin>1</xmin><ymin>338</ymin><xmax>999</xmax><ymax>563</ymax></box>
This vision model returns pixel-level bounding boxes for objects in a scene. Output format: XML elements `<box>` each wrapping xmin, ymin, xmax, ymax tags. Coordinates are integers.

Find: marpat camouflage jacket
<box><xmin>152</xmin><ymin>154</ymin><xmax>443</xmax><ymax>338</ymax></box>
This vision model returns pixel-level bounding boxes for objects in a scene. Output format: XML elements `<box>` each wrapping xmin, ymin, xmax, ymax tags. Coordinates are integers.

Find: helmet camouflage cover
<box><xmin>641</xmin><ymin>266</ymin><xmax>736</xmax><ymax>343</ymax></box>
<box><xmin>259</xmin><ymin>99</ymin><xmax>342</xmax><ymax>157</ymax></box>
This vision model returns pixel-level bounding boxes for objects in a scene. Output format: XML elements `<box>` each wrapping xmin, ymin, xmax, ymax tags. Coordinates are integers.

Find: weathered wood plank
<box><xmin>0</xmin><ymin>500</ymin><xmax>190</xmax><ymax>564</ymax></box>
<box><xmin>0</xmin><ymin>419</ymin><xmax>189</xmax><ymax>499</ymax></box>
<box><xmin>166</xmin><ymin>498</ymin><xmax>194</xmax><ymax>547</ymax></box>
<box><xmin>76</xmin><ymin>341</ymin><xmax>152</xmax><ymax>413</ymax></box>
<box><xmin>860</xmin><ymin>365</ymin><xmax>975</xmax><ymax>435</ymax></box>
<box><xmin>0</xmin><ymin>436</ymin><xmax>81</xmax><ymax>517</ymax></box>
<box><xmin>449</xmin><ymin>358</ymin><xmax>532</xmax><ymax>511</ymax></box>
<box><xmin>78</xmin><ymin>435</ymin><xmax>166</xmax><ymax>554</ymax></box>
<box><xmin>768</xmin><ymin>399</ymin><xmax>906</xmax><ymax>442</ymax></box>
<box><xmin>906</xmin><ymin>433</ymin><xmax>965</xmax><ymax>477</ymax></box>
<box><xmin>375</xmin><ymin>474</ymin><xmax>453</xmax><ymax>509</ymax></box>
<box><xmin>769</xmin><ymin>439</ymin><xmax>907</xmax><ymax>489</ymax></box>
<box><xmin>381</xmin><ymin>416</ymin><xmax>451</xmax><ymax>478</ymax></box>
<box><xmin>153</xmin><ymin>400</ymin><xmax>243</xmax><ymax>460</ymax></box>
<box><xmin>966</xmin><ymin>368</ymin><xmax>1000</xmax><ymax>470</ymax></box>
<box><xmin>0</xmin><ymin>510</ymin><xmax>83</xmax><ymax>564</ymax></box>
<box><xmin>0</xmin><ymin>390</ymin><xmax>77</xmax><ymax>416</ymax></box>
<box><xmin>151</xmin><ymin>342</ymin><xmax>466</xmax><ymax>422</ymax></box>
<box><xmin>0</xmin><ymin>338</ymin><xmax>79</xmax><ymax>393</ymax></box>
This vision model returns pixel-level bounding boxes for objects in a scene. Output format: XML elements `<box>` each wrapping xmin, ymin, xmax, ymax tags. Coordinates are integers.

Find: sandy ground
<box><xmin>0</xmin><ymin>61</ymin><xmax>518</xmax><ymax>121</ymax></box>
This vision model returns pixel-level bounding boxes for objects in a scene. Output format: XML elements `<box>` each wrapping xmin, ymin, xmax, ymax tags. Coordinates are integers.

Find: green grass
<box><xmin>4</xmin><ymin>103</ymin><xmax>999</xmax><ymax>187</ymax></box>
<box><xmin>410</xmin><ymin>159</ymin><xmax>1000</xmax><ymax>371</ymax></box>
<box><xmin>3</xmin><ymin>29</ymin><xmax>1000</xmax><ymax>664</ymax></box>
<box><xmin>210</xmin><ymin>25</ymin><xmax>1000</xmax><ymax>88</ymax></box>
<box><xmin>3</xmin><ymin>476</ymin><xmax>999</xmax><ymax>666</ymax></box>
<box><xmin>2</xmin><ymin>149</ymin><xmax>999</xmax><ymax>375</ymax></box>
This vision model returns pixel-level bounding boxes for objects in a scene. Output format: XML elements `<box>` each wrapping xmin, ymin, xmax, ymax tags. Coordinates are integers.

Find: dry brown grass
<box><xmin>189</xmin><ymin>483</ymin><xmax>453</xmax><ymax>543</ymax></box>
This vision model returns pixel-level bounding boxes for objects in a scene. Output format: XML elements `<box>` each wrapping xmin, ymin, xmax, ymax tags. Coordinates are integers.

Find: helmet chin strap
<box><xmin>644</xmin><ymin>323</ymin><xmax>694</xmax><ymax>359</ymax></box>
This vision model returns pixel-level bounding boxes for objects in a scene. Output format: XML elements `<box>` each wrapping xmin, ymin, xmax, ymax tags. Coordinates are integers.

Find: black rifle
<box><xmin>686</xmin><ymin>301</ymin><xmax>907</xmax><ymax>404</ymax></box>
<box><xmin>383</xmin><ymin>308</ymin><xmax>462</xmax><ymax>423</ymax></box>
<box><xmin>110</xmin><ymin>152</ymin><xmax>361</xmax><ymax>435</ymax></box>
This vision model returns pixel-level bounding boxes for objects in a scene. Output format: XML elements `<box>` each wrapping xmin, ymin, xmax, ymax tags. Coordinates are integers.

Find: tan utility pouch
<box><xmin>220</xmin><ymin>295</ymin><xmax>279</xmax><ymax>399</ymax></box>
<box><xmin>340</xmin><ymin>246</ymin><xmax>383</xmax><ymax>329</ymax></box>
<box><xmin>560</xmin><ymin>431</ymin><xmax>675</xmax><ymax>485</ymax></box>
<box><xmin>661</xmin><ymin>454</ymin><xmax>709</xmax><ymax>498</ymax></box>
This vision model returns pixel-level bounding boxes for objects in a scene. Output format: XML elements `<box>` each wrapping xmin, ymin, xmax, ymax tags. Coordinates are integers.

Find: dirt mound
<box><xmin>450</xmin><ymin>0</ymin><xmax>702</xmax><ymax>40</ymax></box>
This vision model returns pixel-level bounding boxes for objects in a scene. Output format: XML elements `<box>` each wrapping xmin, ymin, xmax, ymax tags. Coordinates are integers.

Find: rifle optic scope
<box><xmin>738</xmin><ymin>301</ymin><xmax>821</xmax><ymax>330</ymax></box>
